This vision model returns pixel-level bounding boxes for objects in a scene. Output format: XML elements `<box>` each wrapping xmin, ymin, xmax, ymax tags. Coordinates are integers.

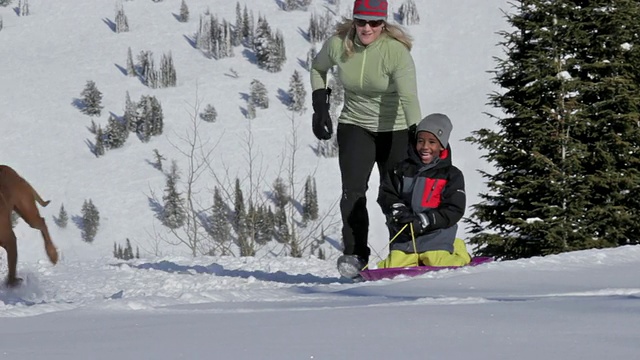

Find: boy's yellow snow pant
<box><xmin>377</xmin><ymin>238</ymin><xmax>472</xmax><ymax>268</ymax></box>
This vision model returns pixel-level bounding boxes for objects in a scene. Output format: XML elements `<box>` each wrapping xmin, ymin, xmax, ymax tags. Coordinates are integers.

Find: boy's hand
<box><xmin>391</xmin><ymin>203</ymin><xmax>430</xmax><ymax>234</ymax></box>
<box><xmin>391</xmin><ymin>203</ymin><xmax>413</xmax><ymax>224</ymax></box>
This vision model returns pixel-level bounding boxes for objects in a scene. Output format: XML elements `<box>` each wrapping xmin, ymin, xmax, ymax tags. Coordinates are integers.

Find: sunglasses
<box><xmin>354</xmin><ymin>19</ymin><xmax>384</xmax><ymax>28</ymax></box>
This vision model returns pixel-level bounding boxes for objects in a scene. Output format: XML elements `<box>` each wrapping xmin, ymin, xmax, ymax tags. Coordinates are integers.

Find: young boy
<box><xmin>376</xmin><ymin>113</ymin><xmax>471</xmax><ymax>268</ymax></box>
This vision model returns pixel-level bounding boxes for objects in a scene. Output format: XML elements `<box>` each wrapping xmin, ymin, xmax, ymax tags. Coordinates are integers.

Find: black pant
<box><xmin>337</xmin><ymin>123</ymin><xmax>409</xmax><ymax>261</ymax></box>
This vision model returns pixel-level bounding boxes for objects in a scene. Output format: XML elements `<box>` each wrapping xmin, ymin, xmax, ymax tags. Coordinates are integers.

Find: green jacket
<box><xmin>310</xmin><ymin>33</ymin><xmax>421</xmax><ymax>132</ymax></box>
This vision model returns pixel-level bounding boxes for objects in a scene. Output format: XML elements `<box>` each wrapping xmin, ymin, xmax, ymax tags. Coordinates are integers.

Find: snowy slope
<box><xmin>1</xmin><ymin>0</ymin><xmax>505</xmax><ymax>262</ymax></box>
<box><xmin>2</xmin><ymin>2</ymin><xmax>640</xmax><ymax>359</ymax></box>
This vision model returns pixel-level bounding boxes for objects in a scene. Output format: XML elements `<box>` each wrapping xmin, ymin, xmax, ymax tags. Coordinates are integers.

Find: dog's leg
<box><xmin>15</xmin><ymin>208</ymin><xmax>58</xmax><ymax>265</ymax></box>
<box><xmin>2</xmin><ymin>231</ymin><xmax>22</xmax><ymax>287</ymax></box>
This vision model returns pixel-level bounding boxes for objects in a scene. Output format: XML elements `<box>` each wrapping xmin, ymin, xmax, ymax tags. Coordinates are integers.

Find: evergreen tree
<box><xmin>305</xmin><ymin>46</ymin><xmax>316</xmax><ymax>71</ymax></box>
<box><xmin>179</xmin><ymin>0</ymin><xmax>189</xmax><ymax>22</ymax></box>
<box><xmin>196</xmin><ymin>15</ymin><xmax>212</xmax><ymax>52</ymax></box>
<box><xmin>249</xmin><ymin>79</ymin><xmax>268</xmax><ymax>109</ymax></box>
<box><xmin>80</xmin><ymin>80</ymin><xmax>103</xmax><ymax>117</ymax></box>
<box><xmin>269</xmin><ymin>30</ymin><xmax>286</xmax><ymax>73</ymax></box>
<box><xmin>271</xmin><ymin>177</ymin><xmax>289</xmax><ymax>209</ymax></box>
<box><xmin>274</xmin><ymin>207</ymin><xmax>289</xmax><ymax>244</ymax></box>
<box><xmin>105</xmin><ymin>114</ymin><xmax>128</xmax><ymax>149</ymax></box>
<box><xmin>135</xmin><ymin>95</ymin><xmax>164</xmax><ymax>142</ymax></box>
<box><xmin>302</xmin><ymin>176</ymin><xmax>319</xmax><ymax>222</ymax></box>
<box><xmin>220</xmin><ymin>20</ymin><xmax>235</xmax><ymax>58</ymax></box>
<box><xmin>253</xmin><ymin>16</ymin><xmax>277</xmax><ymax>71</ymax></box>
<box><xmin>284</xmin><ymin>0</ymin><xmax>312</xmax><ymax>11</ymax></box>
<box><xmin>137</xmin><ymin>51</ymin><xmax>156</xmax><ymax>87</ymax></box>
<box><xmin>287</xmin><ymin>70</ymin><xmax>306</xmax><ymax>113</ymax></box>
<box><xmin>466</xmin><ymin>0</ymin><xmax>640</xmax><ymax>260</ymax></box>
<box><xmin>19</xmin><ymin>0</ymin><xmax>28</xmax><ymax>16</ymax></box>
<box><xmin>161</xmin><ymin>161</ymin><xmax>186</xmax><ymax>229</ymax></box>
<box><xmin>233</xmin><ymin>2</ymin><xmax>243</xmax><ymax>47</ymax></box>
<box><xmin>246</xmin><ymin>99</ymin><xmax>256</xmax><ymax>119</ymax></box>
<box><xmin>152</xmin><ymin>148</ymin><xmax>166</xmax><ymax>170</ymax></box>
<box><xmin>209</xmin><ymin>186</ymin><xmax>231</xmax><ymax>255</ymax></box>
<box><xmin>124</xmin><ymin>91</ymin><xmax>138</xmax><ymax>132</ymax></box>
<box><xmin>233</xmin><ymin>178</ymin><xmax>255</xmax><ymax>256</ymax></box>
<box><xmin>159</xmin><ymin>52</ymin><xmax>176</xmax><ymax>88</ymax></box>
<box><xmin>308</xmin><ymin>10</ymin><xmax>333</xmax><ymax>43</ymax></box>
<box><xmin>94</xmin><ymin>126</ymin><xmax>105</xmax><ymax>157</ymax></box>
<box><xmin>126</xmin><ymin>47</ymin><xmax>136</xmax><ymax>77</ymax></box>
<box><xmin>124</xmin><ymin>238</ymin><xmax>134</xmax><ymax>260</ymax></box>
<box><xmin>233</xmin><ymin>178</ymin><xmax>246</xmax><ymax>235</ymax></box>
<box><xmin>55</xmin><ymin>204</ymin><xmax>68</xmax><ymax>228</ymax></box>
<box><xmin>241</xmin><ymin>6</ymin><xmax>253</xmax><ymax>46</ymax></box>
<box><xmin>398</xmin><ymin>0</ymin><xmax>420</xmax><ymax>26</ymax></box>
<box><xmin>115</xmin><ymin>3</ymin><xmax>129</xmax><ymax>33</ymax></box>
<box><xmin>81</xmin><ymin>199</ymin><xmax>100</xmax><ymax>243</ymax></box>
<box><xmin>199</xmin><ymin>103</ymin><xmax>217</xmax><ymax>123</ymax></box>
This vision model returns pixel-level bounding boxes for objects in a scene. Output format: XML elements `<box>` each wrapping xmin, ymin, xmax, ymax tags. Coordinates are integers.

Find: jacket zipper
<box><xmin>424</xmin><ymin>179</ymin><xmax>439</xmax><ymax>205</ymax></box>
<box><xmin>360</xmin><ymin>49</ymin><xmax>367</xmax><ymax>89</ymax></box>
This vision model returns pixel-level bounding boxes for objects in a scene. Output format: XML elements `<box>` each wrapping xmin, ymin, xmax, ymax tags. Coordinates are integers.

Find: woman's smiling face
<box><xmin>354</xmin><ymin>19</ymin><xmax>384</xmax><ymax>45</ymax></box>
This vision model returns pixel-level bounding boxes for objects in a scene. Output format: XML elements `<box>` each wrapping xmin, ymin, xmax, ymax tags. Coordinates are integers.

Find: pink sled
<box><xmin>360</xmin><ymin>256</ymin><xmax>494</xmax><ymax>281</ymax></box>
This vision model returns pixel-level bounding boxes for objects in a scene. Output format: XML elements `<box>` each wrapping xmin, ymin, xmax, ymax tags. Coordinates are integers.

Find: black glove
<box><xmin>390</xmin><ymin>203</ymin><xmax>413</xmax><ymax>224</ymax></box>
<box><xmin>391</xmin><ymin>203</ymin><xmax>429</xmax><ymax>234</ymax></box>
<box><xmin>312</xmin><ymin>88</ymin><xmax>333</xmax><ymax>140</ymax></box>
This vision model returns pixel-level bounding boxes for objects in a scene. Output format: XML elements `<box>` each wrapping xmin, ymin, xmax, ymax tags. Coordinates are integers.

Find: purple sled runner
<box><xmin>359</xmin><ymin>256</ymin><xmax>494</xmax><ymax>281</ymax></box>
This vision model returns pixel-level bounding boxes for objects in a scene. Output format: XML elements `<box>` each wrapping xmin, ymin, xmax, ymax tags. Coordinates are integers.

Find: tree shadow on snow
<box><xmin>71</xmin><ymin>214</ymin><xmax>84</xmax><ymax>231</ymax></box>
<box><xmin>84</xmin><ymin>139</ymin><xmax>100</xmax><ymax>158</ymax></box>
<box><xmin>276</xmin><ymin>88</ymin><xmax>291</xmax><ymax>107</ymax></box>
<box><xmin>147</xmin><ymin>195</ymin><xmax>164</xmax><ymax>221</ymax></box>
<box><xmin>297</xmin><ymin>58</ymin><xmax>309</xmax><ymax>71</ymax></box>
<box><xmin>128</xmin><ymin>260</ymin><xmax>346</xmax><ymax>284</ymax></box>
<box><xmin>71</xmin><ymin>98</ymin><xmax>85</xmax><ymax>111</ymax></box>
<box><xmin>241</xmin><ymin>49</ymin><xmax>257</xmax><ymax>65</ymax></box>
<box><xmin>297</xmin><ymin>27</ymin><xmax>310</xmax><ymax>42</ymax></box>
<box><xmin>183</xmin><ymin>34</ymin><xmax>197</xmax><ymax>49</ymax></box>
<box><xmin>239</xmin><ymin>106</ymin><xmax>249</xmax><ymax>118</ymax></box>
<box><xmin>114</xmin><ymin>63</ymin><xmax>128</xmax><ymax>76</ymax></box>
<box><xmin>102</xmin><ymin>18</ymin><xmax>116</xmax><ymax>33</ymax></box>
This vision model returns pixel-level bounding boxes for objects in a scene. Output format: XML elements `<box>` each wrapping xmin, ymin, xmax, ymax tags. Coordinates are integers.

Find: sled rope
<box><xmin>410</xmin><ymin>223</ymin><xmax>419</xmax><ymax>267</ymax></box>
<box><xmin>362</xmin><ymin>223</ymin><xmax>416</xmax><ymax>271</ymax></box>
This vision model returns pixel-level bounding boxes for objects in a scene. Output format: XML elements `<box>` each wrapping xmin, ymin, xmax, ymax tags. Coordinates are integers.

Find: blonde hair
<box><xmin>334</xmin><ymin>17</ymin><xmax>413</xmax><ymax>60</ymax></box>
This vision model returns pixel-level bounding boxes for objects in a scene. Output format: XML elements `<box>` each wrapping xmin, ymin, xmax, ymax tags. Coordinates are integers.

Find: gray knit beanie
<box><xmin>415</xmin><ymin>113</ymin><xmax>453</xmax><ymax>148</ymax></box>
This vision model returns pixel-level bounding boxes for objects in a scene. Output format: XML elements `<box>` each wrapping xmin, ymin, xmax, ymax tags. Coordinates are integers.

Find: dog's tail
<box><xmin>35</xmin><ymin>194</ymin><xmax>50</xmax><ymax>207</ymax></box>
<box><xmin>32</xmin><ymin>188</ymin><xmax>50</xmax><ymax>207</ymax></box>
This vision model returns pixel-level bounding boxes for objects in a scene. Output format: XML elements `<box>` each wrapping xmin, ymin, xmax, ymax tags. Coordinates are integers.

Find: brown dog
<box><xmin>0</xmin><ymin>165</ymin><xmax>58</xmax><ymax>287</ymax></box>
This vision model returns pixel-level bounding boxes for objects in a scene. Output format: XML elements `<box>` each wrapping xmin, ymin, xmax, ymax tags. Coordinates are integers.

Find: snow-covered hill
<box><xmin>1</xmin><ymin>0</ymin><xmax>504</xmax><ymax>262</ymax></box>
<box><xmin>2</xmin><ymin>2</ymin><xmax>640</xmax><ymax>359</ymax></box>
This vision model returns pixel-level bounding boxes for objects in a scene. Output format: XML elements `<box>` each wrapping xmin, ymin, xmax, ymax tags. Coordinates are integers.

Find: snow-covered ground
<box><xmin>1</xmin><ymin>1</ymin><xmax>639</xmax><ymax>359</ymax></box>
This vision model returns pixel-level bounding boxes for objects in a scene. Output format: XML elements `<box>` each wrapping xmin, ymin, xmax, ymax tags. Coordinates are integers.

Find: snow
<box><xmin>1</xmin><ymin>1</ymin><xmax>639</xmax><ymax>359</ymax></box>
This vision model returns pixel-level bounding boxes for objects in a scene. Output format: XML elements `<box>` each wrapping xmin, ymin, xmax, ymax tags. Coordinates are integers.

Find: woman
<box><xmin>310</xmin><ymin>0</ymin><xmax>422</xmax><ymax>278</ymax></box>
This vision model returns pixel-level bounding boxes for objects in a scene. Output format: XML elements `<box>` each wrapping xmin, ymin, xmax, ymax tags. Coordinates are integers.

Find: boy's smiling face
<box><xmin>416</xmin><ymin>131</ymin><xmax>444</xmax><ymax>164</ymax></box>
